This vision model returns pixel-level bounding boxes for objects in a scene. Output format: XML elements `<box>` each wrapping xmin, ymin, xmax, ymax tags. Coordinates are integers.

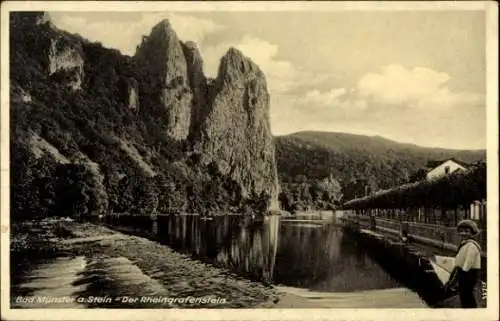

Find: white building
<box><xmin>425</xmin><ymin>158</ymin><xmax>469</xmax><ymax>181</ymax></box>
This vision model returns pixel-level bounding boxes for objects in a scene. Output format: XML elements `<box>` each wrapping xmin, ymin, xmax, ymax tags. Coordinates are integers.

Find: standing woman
<box><xmin>444</xmin><ymin>219</ymin><xmax>482</xmax><ymax>308</ymax></box>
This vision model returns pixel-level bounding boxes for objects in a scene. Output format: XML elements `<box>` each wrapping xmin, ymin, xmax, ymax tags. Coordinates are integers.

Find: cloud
<box><xmin>201</xmin><ymin>35</ymin><xmax>296</xmax><ymax>93</ymax></box>
<box><xmin>286</xmin><ymin>64</ymin><xmax>483</xmax><ymax>116</ymax></box>
<box><xmin>50</xmin><ymin>12</ymin><xmax>225</xmax><ymax>56</ymax></box>
<box><xmin>202</xmin><ymin>35</ymin><xmax>343</xmax><ymax>97</ymax></box>
<box><xmin>357</xmin><ymin>64</ymin><xmax>483</xmax><ymax>109</ymax></box>
<box><xmin>296</xmin><ymin>88</ymin><xmax>347</xmax><ymax>107</ymax></box>
<box><xmin>272</xmin><ymin>63</ymin><xmax>485</xmax><ymax>149</ymax></box>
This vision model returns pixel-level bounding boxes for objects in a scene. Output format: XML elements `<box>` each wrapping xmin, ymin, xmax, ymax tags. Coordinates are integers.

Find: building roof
<box><xmin>426</xmin><ymin>160</ymin><xmax>444</xmax><ymax>168</ymax></box>
<box><xmin>426</xmin><ymin>158</ymin><xmax>470</xmax><ymax>169</ymax></box>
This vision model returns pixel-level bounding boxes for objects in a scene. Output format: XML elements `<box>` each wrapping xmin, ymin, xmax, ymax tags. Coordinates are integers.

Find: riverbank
<box><xmin>10</xmin><ymin>218</ymin><xmax>279</xmax><ymax>308</ymax></box>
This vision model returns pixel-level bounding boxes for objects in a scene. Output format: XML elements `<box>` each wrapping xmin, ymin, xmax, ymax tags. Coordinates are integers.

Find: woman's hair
<box><xmin>457</xmin><ymin>219</ymin><xmax>479</xmax><ymax>235</ymax></box>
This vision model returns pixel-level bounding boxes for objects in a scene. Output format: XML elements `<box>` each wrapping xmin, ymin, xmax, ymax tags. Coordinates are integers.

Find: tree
<box><xmin>254</xmin><ymin>191</ymin><xmax>271</xmax><ymax>214</ymax></box>
<box><xmin>11</xmin><ymin>146</ymin><xmax>55</xmax><ymax>219</ymax></box>
<box><xmin>132</xmin><ymin>176</ymin><xmax>158</xmax><ymax>215</ymax></box>
<box><xmin>317</xmin><ymin>174</ymin><xmax>343</xmax><ymax>206</ymax></box>
<box><xmin>53</xmin><ymin>164</ymin><xmax>91</xmax><ymax>218</ymax></box>
<box><xmin>116</xmin><ymin>175</ymin><xmax>135</xmax><ymax>213</ymax></box>
<box><xmin>278</xmin><ymin>190</ymin><xmax>294</xmax><ymax>212</ymax></box>
<box><xmin>342</xmin><ymin>179</ymin><xmax>366</xmax><ymax>201</ymax></box>
<box><xmin>157</xmin><ymin>175</ymin><xmax>186</xmax><ymax>214</ymax></box>
<box><xmin>51</xmin><ymin>163</ymin><xmax>109</xmax><ymax>218</ymax></box>
<box><xmin>409</xmin><ymin>168</ymin><xmax>428</xmax><ymax>183</ymax></box>
<box><xmin>83</xmin><ymin>168</ymin><xmax>109</xmax><ymax>216</ymax></box>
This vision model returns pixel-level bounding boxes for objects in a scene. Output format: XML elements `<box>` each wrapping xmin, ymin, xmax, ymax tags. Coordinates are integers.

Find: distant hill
<box><xmin>274</xmin><ymin>131</ymin><xmax>485</xmax><ymax>201</ymax></box>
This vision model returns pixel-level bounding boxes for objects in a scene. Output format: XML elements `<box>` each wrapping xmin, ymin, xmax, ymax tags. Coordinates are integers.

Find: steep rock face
<box><xmin>197</xmin><ymin>48</ymin><xmax>280</xmax><ymax>209</ymax></box>
<box><xmin>48</xmin><ymin>37</ymin><xmax>84</xmax><ymax>90</ymax></box>
<box><xmin>11</xmin><ymin>12</ymin><xmax>84</xmax><ymax>91</ymax></box>
<box><xmin>134</xmin><ymin>20</ymin><xmax>192</xmax><ymax>140</ymax></box>
<box><xmin>181</xmin><ymin>41</ymin><xmax>208</xmax><ymax>142</ymax></box>
<box><xmin>128</xmin><ymin>86</ymin><xmax>139</xmax><ymax>110</ymax></box>
<box><xmin>124</xmin><ymin>78</ymin><xmax>140</xmax><ymax>111</ymax></box>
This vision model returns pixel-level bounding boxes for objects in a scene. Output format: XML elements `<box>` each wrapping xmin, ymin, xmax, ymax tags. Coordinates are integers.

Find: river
<box><xmin>11</xmin><ymin>213</ymin><xmax>429</xmax><ymax>308</ymax></box>
<box><xmin>101</xmin><ymin>212</ymin><xmax>427</xmax><ymax>307</ymax></box>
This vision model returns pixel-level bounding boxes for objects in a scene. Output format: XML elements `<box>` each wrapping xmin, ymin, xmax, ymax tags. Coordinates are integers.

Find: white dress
<box><xmin>455</xmin><ymin>240</ymin><xmax>481</xmax><ymax>272</ymax></box>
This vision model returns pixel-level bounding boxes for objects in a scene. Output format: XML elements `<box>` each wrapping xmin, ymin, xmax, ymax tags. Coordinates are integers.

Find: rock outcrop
<box><xmin>134</xmin><ymin>22</ymin><xmax>280</xmax><ymax>211</ymax></box>
<box><xmin>126</xmin><ymin>78</ymin><xmax>140</xmax><ymax>111</ymax></box>
<box><xmin>196</xmin><ymin>48</ymin><xmax>280</xmax><ymax>209</ymax></box>
<box><xmin>11</xmin><ymin>12</ymin><xmax>281</xmax><ymax>216</ymax></box>
<box><xmin>134</xmin><ymin>20</ymin><xmax>192</xmax><ymax>141</ymax></box>
<box><xmin>48</xmin><ymin>37</ymin><xmax>85</xmax><ymax>90</ymax></box>
<box><xmin>128</xmin><ymin>86</ymin><xmax>139</xmax><ymax>111</ymax></box>
<box><xmin>181</xmin><ymin>41</ymin><xmax>208</xmax><ymax>141</ymax></box>
<box><xmin>11</xmin><ymin>11</ymin><xmax>84</xmax><ymax>91</ymax></box>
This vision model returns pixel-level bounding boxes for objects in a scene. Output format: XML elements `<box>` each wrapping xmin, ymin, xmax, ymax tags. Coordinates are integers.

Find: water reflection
<box><xmin>275</xmin><ymin>221</ymin><xmax>400</xmax><ymax>292</ymax></box>
<box><xmin>106</xmin><ymin>215</ymin><xmax>279</xmax><ymax>284</ymax></box>
<box><xmin>104</xmin><ymin>214</ymin><xmax>398</xmax><ymax>292</ymax></box>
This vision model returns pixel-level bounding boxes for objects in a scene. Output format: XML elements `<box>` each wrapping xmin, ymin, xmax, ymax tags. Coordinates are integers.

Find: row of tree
<box><xmin>11</xmin><ymin>150</ymin><xmax>107</xmax><ymax>220</ymax></box>
<box><xmin>11</xmin><ymin>142</ymin><xmax>273</xmax><ymax>220</ymax></box>
<box><xmin>343</xmin><ymin>162</ymin><xmax>486</xmax><ymax>210</ymax></box>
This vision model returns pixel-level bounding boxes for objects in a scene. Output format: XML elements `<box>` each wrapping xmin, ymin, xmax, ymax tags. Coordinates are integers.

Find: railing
<box><xmin>343</xmin><ymin>213</ymin><xmax>486</xmax><ymax>254</ymax></box>
<box><xmin>347</xmin><ymin>205</ymin><xmax>486</xmax><ymax>226</ymax></box>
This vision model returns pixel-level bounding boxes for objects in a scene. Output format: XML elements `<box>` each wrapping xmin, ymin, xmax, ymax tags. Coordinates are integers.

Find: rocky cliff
<box><xmin>134</xmin><ymin>19</ymin><xmax>193</xmax><ymax>141</ymax></box>
<box><xmin>196</xmin><ymin>48</ymin><xmax>279</xmax><ymax>209</ymax></box>
<box><xmin>182</xmin><ymin>41</ymin><xmax>208</xmax><ymax>142</ymax></box>
<box><xmin>10</xmin><ymin>12</ymin><xmax>280</xmax><ymax>219</ymax></box>
<box><xmin>48</xmin><ymin>36</ymin><xmax>85</xmax><ymax>90</ymax></box>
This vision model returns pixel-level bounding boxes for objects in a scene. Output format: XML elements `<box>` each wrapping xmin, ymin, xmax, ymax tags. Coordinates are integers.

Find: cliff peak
<box><xmin>150</xmin><ymin>19</ymin><xmax>175</xmax><ymax>35</ymax></box>
<box><xmin>226</xmin><ymin>47</ymin><xmax>243</xmax><ymax>56</ymax></box>
<box><xmin>222</xmin><ymin>47</ymin><xmax>256</xmax><ymax>68</ymax></box>
<box><xmin>136</xmin><ymin>18</ymin><xmax>179</xmax><ymax>56</ymax></box>
<box><xmin>216</xmin><ymin>47</ymin><xmax>265</xmax><ymax>87</ymax></box>
<box><xmin>183</xmin><ymin>41</ymin><xmax>199</xmax><ymax>50</ymax></box>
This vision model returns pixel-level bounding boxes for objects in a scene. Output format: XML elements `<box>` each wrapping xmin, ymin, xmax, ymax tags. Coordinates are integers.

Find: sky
<box><xmin>49</xmin><ymin>10</ymin><xmax>487</xmax><ymax>150</ymax></box>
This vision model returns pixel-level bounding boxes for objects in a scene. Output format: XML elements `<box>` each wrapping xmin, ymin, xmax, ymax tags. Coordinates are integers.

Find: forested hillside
<box><xmin>275</xmin><ymin>131</ymin><xmax>485</xmax><ymax>209</ymax></box>
<box><xmin>10</xmin><ymin>12</ymin><xmax>277</xmax><ymax>221</ymax></box>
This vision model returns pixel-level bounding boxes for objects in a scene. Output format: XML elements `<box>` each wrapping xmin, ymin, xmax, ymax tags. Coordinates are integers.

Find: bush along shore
<box><xmin>10</xmin><ymin>218</ymin><xmax>280</xmax><ymax>309</ymax></box>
